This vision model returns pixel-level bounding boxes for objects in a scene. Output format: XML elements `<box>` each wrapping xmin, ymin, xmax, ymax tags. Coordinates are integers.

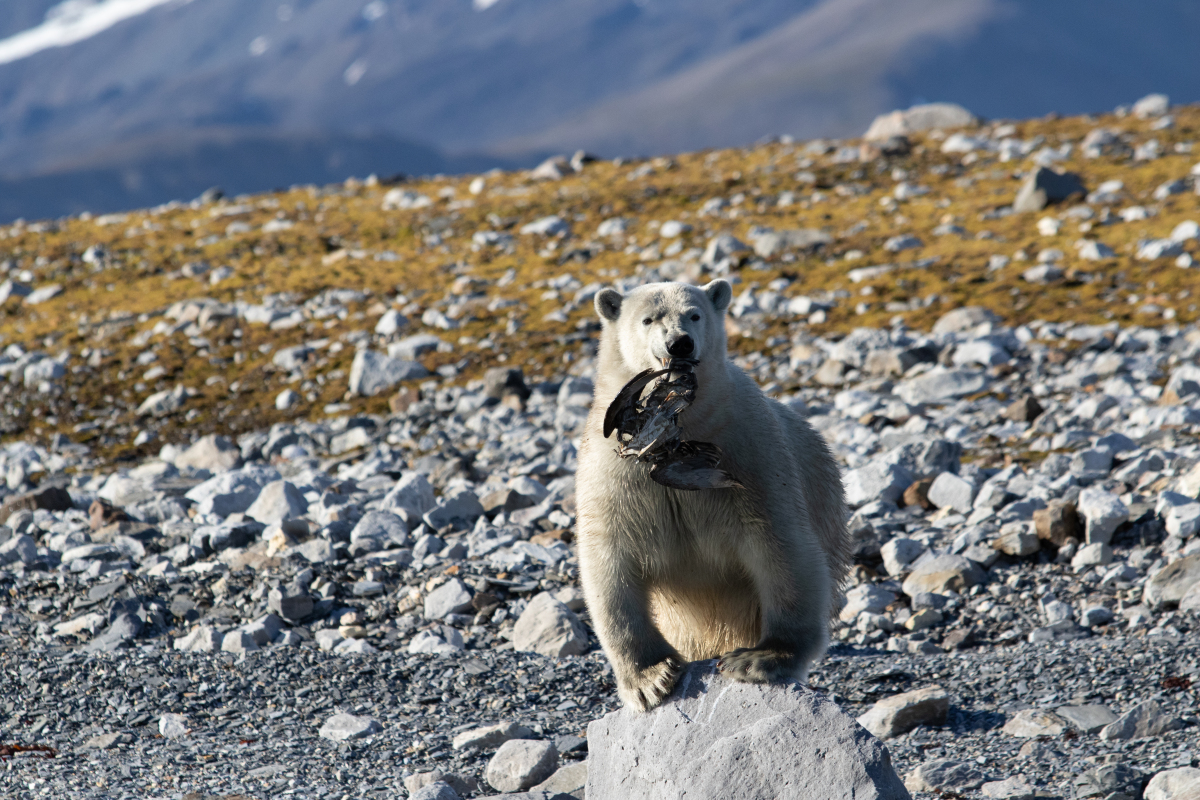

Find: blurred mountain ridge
<box><xmin>0</xmin><ymin>0</ymin><xmax>1197</xmax><ymax>220</ymax></box>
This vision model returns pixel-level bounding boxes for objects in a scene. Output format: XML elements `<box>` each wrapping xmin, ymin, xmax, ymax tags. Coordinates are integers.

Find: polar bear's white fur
<box><xmin>575</xmin><ymin>279</ymin><xmax>849</xmax><ymax>711</ymax></box>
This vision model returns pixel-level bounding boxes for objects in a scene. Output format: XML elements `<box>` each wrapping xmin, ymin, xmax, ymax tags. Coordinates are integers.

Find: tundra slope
<box><xmin>0</xmin><ymin>101</ymin><xmax>1198</xmax><ymax>797</ymax></box>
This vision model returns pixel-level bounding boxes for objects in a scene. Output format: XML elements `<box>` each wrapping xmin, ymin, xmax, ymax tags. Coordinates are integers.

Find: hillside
<box><xmin>0</xmin><ymin>106</ymin><xmax>1199</xmax><ymax>797</ymax></box>
<box><xmin>1</xmin><ymin>104</ymin><xmax>1197</xmax><ymax>463</ymax></box>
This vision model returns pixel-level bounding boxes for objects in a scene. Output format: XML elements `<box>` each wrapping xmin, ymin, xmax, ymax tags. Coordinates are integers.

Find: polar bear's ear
<box><xmin>595</xmin><ymin>288</ymin><xmax>624</xmax><ymax>322</ymax></box>
<box><xmin>703</xmin><ymin>280</ymin><xmax>732</xmax><ymax>313</ymax></box>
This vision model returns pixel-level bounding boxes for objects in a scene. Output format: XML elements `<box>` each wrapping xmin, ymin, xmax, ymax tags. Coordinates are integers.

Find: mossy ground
<box><xmin>2</xmin><ymin>106</ymin><xmax>1198</xmax><ymax>466</ymax></box>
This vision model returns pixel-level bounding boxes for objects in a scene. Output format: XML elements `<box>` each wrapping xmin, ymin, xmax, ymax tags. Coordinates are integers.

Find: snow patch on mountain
<box><xmin>0</xmin><ymin>0</ymin><xmax>178</xmax><ymax>65</ymax></box>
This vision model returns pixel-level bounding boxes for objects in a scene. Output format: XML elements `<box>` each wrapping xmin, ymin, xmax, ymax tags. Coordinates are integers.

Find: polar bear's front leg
<box><xmin>717</xmin><ymin>526</ymin><xmax>830</xmax><ymax>685</ymax></box>
<box><xmin>580</xmin><ymin>549</ymin><xmax>684</xmax><ymax>711</ymax></box>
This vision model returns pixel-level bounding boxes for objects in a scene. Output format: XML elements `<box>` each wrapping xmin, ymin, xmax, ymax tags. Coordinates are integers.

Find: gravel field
<box><xmin>1</xmin><ymin>99</ymin><xmax>1200</xmax><ymax>799</ymax></box>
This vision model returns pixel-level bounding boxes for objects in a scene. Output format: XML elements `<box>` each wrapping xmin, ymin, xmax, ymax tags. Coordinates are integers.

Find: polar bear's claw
<box><xmin>620</xmin><ymin>656</ymin><xmax>684</xmax><ymax>711</ymax></box>
<box><xmin>717</xmin><ymin>646</ymin><xmax>798</xmax><ymax>684</ymax></box>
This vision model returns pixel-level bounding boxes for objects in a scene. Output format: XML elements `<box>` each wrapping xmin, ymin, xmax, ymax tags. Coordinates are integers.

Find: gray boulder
<box><xmin>350</xmin><ymin>510</ymin><xmax>410</xmax><ymax>547</ymax></box>
<box><xmin>1077</xmin><ymin>488</ymin><xmax>1129</xmax><ymax>545</ymax></box>
<box><xmin>389</xmin><ymin>334</ymin><xmax>443</xmax><ymax>361</ymax></box>
<box><xmin>410</xmin><ymin>783</ymin><xmax>461</xmax><ymax>800</ymax></box>
<box><xmin>318</xmin><ymin>713</ymin><xmax>382</xmax><ymax>742</ymax></box>
<box><xmin>1013</xmin><ymin>167</ymin><xmax>1086</xmax><ymax>212</ymax></box>
<box><xmin>0</xmin><ymin>533</ymin><xmax>37</xmax><ymax>565</ymax></box>
<box><xmin>1144</xmin><ymin>553</ymin><xmax>1200</xmax><ymax>609</ymax></box>
<box><xmin>512</xmin><ymin>592</ymin><xmax>588</xmax><ymax>657</ymax></box>
<box><xmin>904</xmin><ymin>760</ymin><xmax>986</xmax><ymax>793</ymax></box>
<box><xmin>932</xmin><ymin>306</ymin><xmax>998</xmax><ymax>335</ymax></box>
<box><xmin>1055</xmin><ymin>704</ymin><xmax>1117</xmax><ymax>734</ymax></box>
<box><xmin>268</xmin><ymin>585</ymin><xmax>314</xmax><ymax>621</ymax></box>
<box><xmin>453</xmin><ymin>721</ymin><xmax>535</xmax><ymax>752</ymax></box>
<box><xmin>586</xmin><ymin>661</ymin><xmax>909</xmax><ymax>799</ymax></box>
<box><xmin>348</xmin><ymin>349</ymin><xmax>428</xmax><ymax>396</ymax></box>
<box><xmin>424</xmin><ymin>578</ymin><xmax>474</xmax><ymax>620</ymax></box>
<box><xmin>486</xmin><ymin>740</ymin><xmax>559</xmax><ymax>793</ymax></box>
<box><xmin>1145</xmin><ymin>768</ymin><xmax>1200</xmax><ymax>800</ymax></box>
<box><xmin>896</xmin><ymin>368</ymin><xmax>989</xmax><ymax>405</ymax></box>
<box><xmin>902</xmin><ymin>554</ymin><xmax>987</xmax><ymax>597</ymax></box>
<box><xmin>1099</xmin><ymin>700</ymin><xmax>1183</xmax><ymax>741</ymax></box>
<box><xmin>857</xmin><ymin>686</ymin><xmax>949</xmax><ymax>739</ymax></box>
<box><xmin>926</xmin><ymin>472</ymin><xmax>976</xmax><ymax>514</ymax></box>
<box><xmin>245</xmin><ymin>480</ymin><xmax>308</xmax><ymax>524</ymax></box>
<box><xmin>174</xmin><ymin>434</ymin><xmax>240</xmax><ymax>472</ymax></box>
<box><xmin>184</xmin><ymin>471</ymin><xmax>263</xmax><ymax>517</ymax></box>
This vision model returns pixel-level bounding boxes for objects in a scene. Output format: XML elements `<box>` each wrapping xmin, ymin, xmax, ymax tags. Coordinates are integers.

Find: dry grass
<box><xmin>1</xmin><ymin>106</ymin><xmax>1197</xmax><ymax>464</ymax></box>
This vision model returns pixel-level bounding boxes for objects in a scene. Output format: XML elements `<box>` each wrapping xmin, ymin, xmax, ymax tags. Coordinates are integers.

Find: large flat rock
<box><xmin>586</xmin><ymin>661</ymin><xmax>910</xmax><ymax>800</ymax></box>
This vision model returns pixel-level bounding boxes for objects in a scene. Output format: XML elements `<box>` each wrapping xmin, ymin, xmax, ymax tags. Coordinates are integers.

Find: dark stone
<box><xmin>87</xmin><ymin>577</ymin><xmax>126</xmax><ymax>603</ymax></box>
<box><xmin>1003</xmin><ymin>396</ymin><xmax>1044</xmax><ymax>422</ymax></box>
<box><xmin>554</xmin><ymin>734</ymin><xmax>588</xmax><ymax>755</ymax></box>
<box><xmin>1034</xmin><ymin>500</ymin><xmax>1082</xmax><ymax>546</ymax></box>
<box><xmin>903</xmin><ymin>478</ymin><xmax>935</xmax><ymax>510</ymax></box>
<box><xmin>170</xmin><ymin>598</ymin><xmax>200</xmax><ymax>623</ymax></box>
<box><xmin>84</xmin><ymin>613</ymin><xmax>143</xmax><ymax>653</ymax></box>
<box><xmin>269</xmin><ymin>585</ymin><xmax>314</xmax><ymax>621</ymax></box>
<box><xmin>0</xmin><ymin>486</ymin><xmax>73</xmax><ymax>525</ymax></box>
<box><xmin>941</xmin><ymin>627</ymin><xmax>977</xmax><ymax>650</ymax></box>
<box><xmin>209</xmin><ymin>522</ymin><xmax>260</xmax><ymax>551</ymax></box>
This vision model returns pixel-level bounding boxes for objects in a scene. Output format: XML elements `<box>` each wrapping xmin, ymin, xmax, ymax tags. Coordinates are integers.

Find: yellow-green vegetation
<box><xmin>1</xmin><ymin>106</ymin><xmax>1197</xmax><ymax>464</ymax></box>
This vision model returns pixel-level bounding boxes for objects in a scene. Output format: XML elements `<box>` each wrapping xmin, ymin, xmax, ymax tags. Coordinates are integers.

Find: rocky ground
<box><xmin>1</xmin><ymin>96</ymin><xmax>1199</xmax><ymax>799</ymax></box>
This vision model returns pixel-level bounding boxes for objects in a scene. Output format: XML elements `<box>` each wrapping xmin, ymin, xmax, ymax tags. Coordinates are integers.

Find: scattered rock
<box><xmin>857</xmin><ymin>685</ymin><xmax>950</xmax><ymax>739</ymax></box>
<box><xmin>1034</xmin><ymin>500</ymin><xmax>1081</xmax><ymax>546</ymax></box>
<box><xmin>1001</xmin><ymin>708</ymin><xmax>1067</xmax><ymax>737</ymax></box>
<box><xmin>904</xmin><ymin>759</ymin><xmax>986</xmax><ymax>793</ymax></box>
<box><xmin>453</xmin><ymin>721</ymin><xmax>535</xmax><ymax>752</ymax></box>
<box><xmin>1074</xmin><ymin>763</ymin><xmax>1144</xmax><ymax>800</ymax></box>
<box><xmin>1013</xmin><ymin>167</ymin><xmax>1086</xmax><ymax>212</ymax></box>
<box><xmin>512</xmin><ymin>592</ymin><xmax>587</xmax><ymax>657</ymax></box>
<box><xmin>1077</xmin><ymin>488</ymin><xmax>1129</xmax><ymax>545</ymax></box>
<box><xmin>1145</xmin><ymin>767</ymin><xmax>1200</xmax><ymax>800</ymax></box>
<box><xmin>902</xmin><ymin>555</ymin><xmax>986</xmax><ymax>596</ymax></box>
<box><xmin>425</xmin><ymin>578</ymin><xmax>475</xmax><ymax>620</ymax></box>
<box><xmin>927</xmin><ymin>472</ymin><xmax>976</xmax><ymax>514</ymax></box>
<box><xmin>586</xmin><ymin>661</ymin><xmax>909</xmax><ymax>799</ymax></box>
<box><xmin>485</xmin><ymin>739</ymin><xmax>558</xmax><ymax>793</ymax></box>
<box><xmin>1144</xmin><ymin>553</ymin><xmax>1200</xmax><ymax>609</ymax></box>
<box><xmin>348</xmin><ymin>349</ymin><xmax>428</xmax><ymax>396</ymax></box>
<box><xmin>245</xmin><ymin>480</ymin><xmax>308</xmax><ymax>524</ymax></box>
<box><xmin>1099</xmin><ymin>700</ymin><xmax>1183</xmax><ymax>741</ymax></box>
<box><xmin>158</xmin><ymin>713</ymin><xmax>188</xmax><ymax>739</ymax></box>
<box><xmin>174</xmin><ymin>434</ymin><xmax>240</xmax><ymax>472</ymax></box>
<box><xmin>318</xmin><ymin>713</ymin><xmax>382</xmax><ymax>742</ymax></box>
<box><xmin>1055</xmin><ymin>704</ymin><xmax>1118</xmax><ymax>734</ymax></box>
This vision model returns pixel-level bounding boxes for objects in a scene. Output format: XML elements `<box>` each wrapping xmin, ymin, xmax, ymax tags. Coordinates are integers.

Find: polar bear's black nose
<box><xmin>667</xmin><ymin>335</ymin><xmax>694</xmax><ymax>357</ymax></box>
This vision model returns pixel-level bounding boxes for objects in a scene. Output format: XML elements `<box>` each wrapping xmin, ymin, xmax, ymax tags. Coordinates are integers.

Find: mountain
<box><xmin>0</xmin><ymin>0</ymin><xmax>1197</xmax><ymax>222</ymax></box>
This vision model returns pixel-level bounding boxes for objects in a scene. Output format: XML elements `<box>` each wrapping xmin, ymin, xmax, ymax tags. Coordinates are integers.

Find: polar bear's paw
<box><xmin>619</xmin><ymin>656</ymin><xmax>685</xmax><ymax>711</ymax></box>
<box><xmin>717</xmin><ymin>646</ymin><xmax>798</xmax><ymax>684</ymax></box>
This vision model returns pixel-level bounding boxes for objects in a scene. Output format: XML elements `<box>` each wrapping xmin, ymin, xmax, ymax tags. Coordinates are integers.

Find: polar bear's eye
<box><xmin>642</xmin><ymin>318</ymin><xmax>652</xmax><ymax>326</ymax></box>
<box><xmin>690</xmin><ymin>313</ymin><xmax>700</xmax><ymax>321</ymax></box>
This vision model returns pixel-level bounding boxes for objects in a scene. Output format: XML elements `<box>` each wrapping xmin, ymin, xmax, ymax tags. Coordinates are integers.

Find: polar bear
<box><xmin>575</xmin><ymin>279</ymin><xmax>850</xmax><ymax>711</ymax></box>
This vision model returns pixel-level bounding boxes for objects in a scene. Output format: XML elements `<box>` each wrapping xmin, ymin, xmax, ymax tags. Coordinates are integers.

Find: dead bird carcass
<box><xmin>602</xmin><ymin>358</ymin><xmax>741</xmax><ymax>491</ymax></box>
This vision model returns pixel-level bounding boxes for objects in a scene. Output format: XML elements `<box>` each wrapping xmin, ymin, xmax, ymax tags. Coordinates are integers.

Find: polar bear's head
<box><xmin>594</xmin><ymin>280</ymin><xmax>732</xmax><ymax>373</ymax></box>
